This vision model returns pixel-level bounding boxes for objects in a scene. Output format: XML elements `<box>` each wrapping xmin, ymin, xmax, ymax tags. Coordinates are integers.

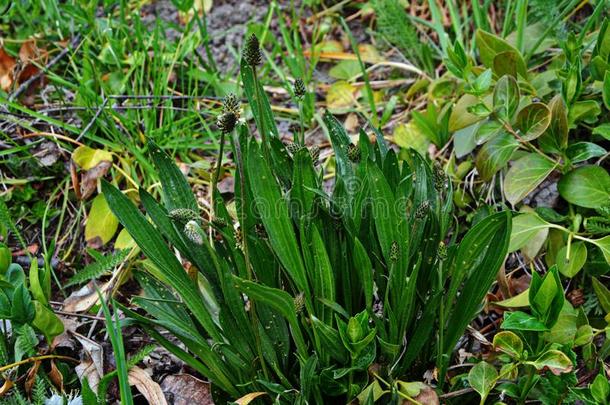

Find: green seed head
<box><xmin>222</xmin><ymin>93</ymin><xmax>240</xmax><ymax>118</ymax></box>
<box><xmin>433</xmin><ymin>162</ymin><xmax>446</xmax><ymax>191</ymax></box>
<box><xmin>184</xmin><ymin>220</ymin><xmax>203</xmax><ymax>245</ymax></box>
<box><xmin>438</xmin><ymin>241</ymin><xmax>447</xmax><ymax>260</ymax></box>
<box><xmin>294</xmin><ymin>78</ymin><xmax>306</xmax><ymax>99</ymax></box>
<box><xmin>234</xmin><ymin>227</ymin><xmax>244</xmax><ymax>251</ymax></box>
<box><xmin>294</xmin><ymin>292</ymin><xmax>305</xmax><ymax>314</ymax></box>
<box><xmin>309</xmin><ymin>145</ymin><xmax>320</xmax><ymax>165</ymax></box>
<box><xmin>286</xmin><ymin>142</ymin><xmax>302</xmax><ymax>155</ymax></box>
<box><xmin>243</xmin><ymin>34</ymin><xmax>262</xmax><ymax>67</ymax></box>
<box><xmin>217</xmin><ymin>111</ymin><xmax>237</xmax><ymax>134</ymax></box>
<box><xmin>389</xmin><ymin>241</ymin><xmax>399</xmax><ymax>263</ymax></box>
<box><xmin>169</xmin><ymin>208</ymin><xmax>199</xmax><ymax>223</ymax></box>
<box><xmin>211</xmin><ymin>216</ymin><xmax>228</xmax><ymax>228</ymax></box>
<box><xmin>347</xmin><ymin>143</ymin><xmax>361</xmax><ymax>163</ymax></box>
<box><xmin>415</xmin><ymin>201</ymin><xmax>430</xmax><ymax>220</ymax></box>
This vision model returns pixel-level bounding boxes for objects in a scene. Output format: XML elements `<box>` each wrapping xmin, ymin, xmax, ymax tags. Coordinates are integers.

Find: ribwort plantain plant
<box><xmin>103</xmin><ymin>35</ymin><xmax>512</xmax><ymax>403</ymax></box>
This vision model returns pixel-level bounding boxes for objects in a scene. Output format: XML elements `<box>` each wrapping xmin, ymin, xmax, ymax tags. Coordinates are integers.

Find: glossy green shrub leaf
<box><xmin>515</xmin><ymin>103</ymin><xmax>551</xmax><ymax>141</ymax></box>
<box><xmin>493</xmin><ymin>75</ymin><xmax>520</xmax><ymax>122</ymax></box>
<box><xmin>556</xmin><ymin>242</ymin><xmax>587</xmax><ymax>278</ymax></box>
<box><xmin>11</xmin><ymin>283</ymin><xmax>35</xmax><ymax>325</ymax></box>
<box><xmin>468</xmin><ymin>361</ymin><xmax>497</xmax><ymax>403</ymax></box>
<box><xmin>591</xmin><ymin>373</ymin><xmax>610</xmax><ymax>403</ymax></box>
<box><xmin>502</xmin><ymin>311</ymin><xmax>548</xmax><ymax>331</ymax></box>
<box><xmin>526</xmin><ymin>350</ymin><xmax>573</xmax><ymax>375</ymax></box>
<box><xmin>530</xmin><ymin>267</ymin><xmax>564</xmax><ymax>328</ymax></box>
<box><xmin>475</xmin><ymin>131</ymin><xmax>519</xmax><ymax>181</ymax></box>
<box><xmin>602</xmin><ymin>70</ymin><xmax>610</xmax><ymax>110</ymax></box>
<box><xmin>503</xmin><ymin>153</ymin><xmax>556</xmax><ymax>205</ymax></box>
<box><xmin>566</xmin><ymin>142</ymin><xmax>606</xmax><ymax>163</ymax></box>
<box><xmin>509</xmin><ymin>212</ymin><xmax>551</xmax><ymax>252</ymax></box>
<box><xmin>558</xmin><ymin>165</ymin><xmax>610</xmax><ymax>209</ymax></box>
<box><xmin>539</xmin><ymin>95</ymin><xmax>569</xmax><ymax>153</ymax></box>
<box><xmin>476</xmin><ymin>30</ymin><xmax>526</xmax><ymax>77</ymax></box>
<box><xmin>493</xmin><ymin>331</ymin><xmax>523</xmax><ymax>358</ymax></box>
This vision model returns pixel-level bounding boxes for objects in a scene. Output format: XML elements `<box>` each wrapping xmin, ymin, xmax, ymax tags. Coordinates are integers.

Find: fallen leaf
<box><xmin>80</xmin><ymin>160</ymin><xmax>111</xmax><ymax>200</ymax></box>
<box><xmin>344</xmin><ymin>113</ymin><xmax>359</xmax><ymax>133</ymax></box>
<box><xmin>48</xmin><ymin>361</ymin><xmax>64</xmax><ymax>391</ymax></box>
<box><xmin>85</xmin><ymin>194</ymin><xmax>119</xmax><ymax>248</ymax></box>
<box><xmin>75</xmin><ymin>358</ymin><xmax>101</xmax><ymax>394</ymax></box>
<box><xmin>326</xmin><ymin>81</ymin><xmax>357</xmax><ymax>110</ymax></box>
<box><xmin>63</xmin><ymin>280</ymin><xmax>112</xmax><ymax>313</ymax></box>
<box><xmin>72</xmin><ymin>146</ymin><xmax>113</xmax><ymax>171</ymax></box>
<box><xmin>161</xmin><ymin>374</ymin><xmax>213</xmax><ymax>405</ymax></box>
<box><xmin>0</xmin><ymin>379</ymin><xmax>14</xmax><ymax>397</ymax></box>
<box><xmin>0</xmin><ymin>48</ymin><xmax>16</xmax><ymax>91</ymax></box>
<box><xmin>73</xmin><ymin>332</ymin><xmax>104</xmax><ymax>389</ymax></box>
<box><xmin>235</xmin><ymin>392</ymin><xmax>267</xmax><ymax>405</ymax></box>
<box><xmin>24</xmin><ymin>361</ymin><xmax>41</xmax><ymax>396</ymax></box>
<box><xmin>51</xmin><ymin>317</ymin><xmax>78</xmax><ymax>350</ymax></box>
<box><xmin>128</xmin><ymin>366</ymin><xmax>167</xmax><ymax>405</ymax></box>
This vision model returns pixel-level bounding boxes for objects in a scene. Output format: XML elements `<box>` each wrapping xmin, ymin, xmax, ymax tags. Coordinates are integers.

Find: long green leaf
<box><xmin>245</xmin><ymin>142</ymin><xmax>308</xmax><ymax>292</ymax></box>
<box><xmin>101</xmin><ymin>181</ymin><xmax>223</xmax><ymax>342</ymax></box>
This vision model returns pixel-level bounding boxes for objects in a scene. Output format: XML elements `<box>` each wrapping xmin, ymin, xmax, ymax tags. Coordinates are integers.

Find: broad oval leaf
<box><xmin>528</xmin><ymin>350</ymin><xmax>573</xmax><ymax>375</ymax></box>
<box><xmin>501</xmin><ymin>311</ymin><xmax>548</xmax><ymax>331</ymax></box>
<box><xmin>476</xmin><ymin>29</ymin><xmax>525</xmax><ymax>74</ymax></box>
<box><xmin>493</xmin><ymin>50</ymin><xmax>527</xmax><ymax>78</ymax></box>
<box><xmin>566</xmin><ymin>142</ymin><xmax>606</xmax><ymax>163</ymax></box>
<box><xmin>556</xmin><ymin>242</ymin><xmax>587</xmax><ymax>278</ymax></box>
<box><xmin>468</xmin><ymin>361</ymin><xmax>498</xmax><ymax>402</ymax></box>
<box><xmin>475</xmin><ymin>131</ymin><xmax>519</xmax><ymax>181</ymax></box>
<box><xmin>504</xmin><ymin>153</ymin><xmax>556</xmax><ymax>205</ymax></box>
<box><xmin>509</xmin><ymin>213</ymin><xmax>551</xmax><ymax>252</ymax></box>
<box><xmin>558</xmin><ymin>165</ymin><xmax>610</xmax><ymax>209</ymax></box>
<box><xmin>515</xmin><ymin>103</ymin><xmax>551</xmax><ymax>141</ymax></box>
<box><xmin>493</xmin><ymin>331</ymin><xmax>524</xmax><ymax>358</ymax></box>
<box><xmin>538</xmin><ymin>95</ymin><xmax>568</xmax><ymax>153</ymax></box>
<box><xmin>493</xmin><ymin>75</ymin><xmax>520</xmax><ymax>122</ymax></box>
<box><xmin>85</xmin><ymin>193</ymin><xmax>119</xmax><ymax>248</ymax></box>
<box><xmin>72</xmin><ymin>146</ymin><xmax>113</xmax><ymax>170</ymax></box>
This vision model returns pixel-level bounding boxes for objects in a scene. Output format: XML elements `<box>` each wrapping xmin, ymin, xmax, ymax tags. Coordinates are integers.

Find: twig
<box><xmin>0</xmin><ymin>355</ymin><xmax>79</xmax><ymax>373</ymax></box>
<box><xmin>76</xmin><ymin>92</ymin><xmax>108</xmax><ymax>142</ymax></box>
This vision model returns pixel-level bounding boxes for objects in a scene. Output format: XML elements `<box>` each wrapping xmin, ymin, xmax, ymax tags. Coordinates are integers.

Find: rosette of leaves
<box><xmin>103</xmin><ymin>56</ymin><xmax>511</xmax><ymax>403</ymax></box>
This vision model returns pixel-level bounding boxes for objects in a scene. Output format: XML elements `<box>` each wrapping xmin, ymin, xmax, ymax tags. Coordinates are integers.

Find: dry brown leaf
<box><xmin>401</xmin><ymin>384</ymin><xmax>439</xmax><ymax>405</ymax></box>
<box><xmin>48</xmin><ymin>361</ymin><xmax>64</xmax><ymax>392</ymax></box>
<box><xmin>0</xmin><ymin>380</ymin><xmax>14</xmax><ymax>397</ymax></box>
<box><xmin>128</xmin><ymin>366</ymin><xmax>167</xmax><ymax>405</ymax></box>
<box><xmin>80</xmin><ymin>160</ymin><xmax>111</xmax><ymax>200</ymax></box>
<box><xmin>75</xmin><ymin>359</ymin><xmax>101</xmax><ymax>394</ymax></box>
<box><xmin>160</xmin><ymin>374</ymin><xmax>213</xmax><ymax>405</ymax></box>
<box><xmin>24</xmin><ymin>361</ymin><xmax>41</xmax><ymax>396</ymax></box>
<box><xmin>51</xmin><ymin>317</ymin><xmax>78</xmax><ymax>351</ymax></box>
<box><xmin>234</xmin><ymin>392</ymin><xmax>267</xmax><ymax>405</ymax></box>
<box><xmin>63</xmin><ymin>280</ymin><xmax>112</xmax><ymax>312</ymax></box>
<box><xmin>72</xmin><ymin>332</ymin><xmax>104</xmax><ymax>379</ymax></box>
<box><xmin>0</xmin><ymin>48</ymin><xmax>16</xmax><ymax>91</ymax></box>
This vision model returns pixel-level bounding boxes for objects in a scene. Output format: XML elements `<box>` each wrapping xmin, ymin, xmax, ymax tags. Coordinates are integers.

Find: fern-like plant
<box><xmin>103</xmin><ymin>36</ymin><xmax>511</xmax><ymax>403</ymax></box>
